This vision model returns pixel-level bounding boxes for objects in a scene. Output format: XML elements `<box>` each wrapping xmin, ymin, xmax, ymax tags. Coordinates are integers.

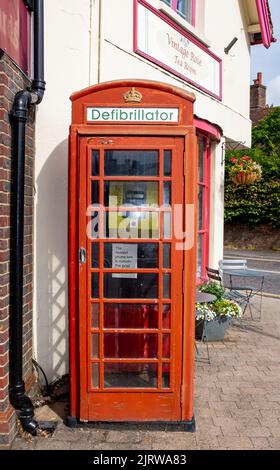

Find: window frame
<box><xmin>196</xmin><ymin>135</ymin><xmax>210</xmax><ymax>283</ymax></box>
<box><xmin>161</xmin><ymin>0</ymin><xmax>196</xmax><ymax>26</ymax></box>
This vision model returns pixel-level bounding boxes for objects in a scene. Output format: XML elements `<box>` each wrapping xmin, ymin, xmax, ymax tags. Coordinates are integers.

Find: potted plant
<box><xmin>227</xmin><ymin>155</ymin><xmax>262</xmax><ymax>186</ymax></box>
<box><xmin>196</xmin><ymin>282</ymin><xmax>242</xmax><ymax>341</ymax></box>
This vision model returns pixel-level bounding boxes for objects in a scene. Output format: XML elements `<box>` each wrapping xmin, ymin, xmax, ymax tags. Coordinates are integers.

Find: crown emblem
<box><xmin>123</xmin><ymin>87</ymin><xmax>143</xmax><ymax>103</ymax></box>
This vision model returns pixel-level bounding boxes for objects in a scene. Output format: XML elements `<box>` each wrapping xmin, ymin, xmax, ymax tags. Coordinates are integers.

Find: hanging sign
<box><xmin>87</xmin><ymin>107</ymin><xmax>179</xmax><ymax>123</ymax></box>
<box><xmin>134</xmin><ymin>0</ymin><xmax>222</xmax><ymax>100</ymax></box>
<box><xmin>112</xmin><ymin>244</ymin><xmax>138</xmax><ymax>279</ymax></box>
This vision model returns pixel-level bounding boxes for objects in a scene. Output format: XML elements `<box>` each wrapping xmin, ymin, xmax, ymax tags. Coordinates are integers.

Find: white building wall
<box><xmin>34</xmin><ymin>0</ymin><xmax>254</xmax><ymax>379</ymax></box>
<box><xmin>209</xmin><ymin>139</ymin><xmax>226</xmax><ymax>269</ymax></box>
<box><xmin>33</xmin><ymin>0</ymin><xmax>92</xmax><ymax>379</ymax></box>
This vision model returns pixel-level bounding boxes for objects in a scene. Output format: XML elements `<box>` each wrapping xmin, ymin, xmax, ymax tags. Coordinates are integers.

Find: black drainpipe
<box><xmin>9</xmin><ymin>0</ymin><xmax>46</xmax><ymax>435</ymax></box>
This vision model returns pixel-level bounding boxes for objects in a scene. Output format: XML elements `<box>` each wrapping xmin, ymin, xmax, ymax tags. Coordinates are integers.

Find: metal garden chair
<box><xmin>218</xmin><ymin>260</ymin><xmax>260</xmax><ymax>319</ymax></box>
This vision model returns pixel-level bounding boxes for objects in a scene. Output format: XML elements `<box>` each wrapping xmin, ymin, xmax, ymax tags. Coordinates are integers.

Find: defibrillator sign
<box><xmin>87</xmin><ymin>107</ymin><xmax>179</xmax><ymax>123</ymax></box>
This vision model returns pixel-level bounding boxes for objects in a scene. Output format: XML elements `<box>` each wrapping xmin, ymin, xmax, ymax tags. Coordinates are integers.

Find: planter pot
<box><xmin>231</xmin><ymin>172</ymin><xmax>257</xmax><ymax>186</ymax></box>
<box><xmin>195</xmin><ymin>316</ymin><xmax>231</xmax><ymax>341</ymax></box>
<box><xmin>205</xmin><ymin>316</ymin><xmax>231</xmax><ymax>341</ymax></box>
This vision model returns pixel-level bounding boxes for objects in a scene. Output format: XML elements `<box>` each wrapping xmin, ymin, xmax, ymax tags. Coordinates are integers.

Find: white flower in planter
<box><xmin>195</xmin><ymin>303</ymin><xmax>216</xmax><ymax>322</ymax></box>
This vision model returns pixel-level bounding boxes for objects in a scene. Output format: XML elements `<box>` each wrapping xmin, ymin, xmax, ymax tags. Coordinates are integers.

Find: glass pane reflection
<box><xmin>91</xmin><ymin>303</ymin><xmax>99</xmax><ymax>328</ymax></box>
<box><xmin>104</xmin><ymin>243</ymin><xmax>158</xmax><ymax>268</ymax></box>
<box><xmin>104</xmin><ymin>363</ymin><xmax>158</xmax><ymax>388</ymax></box>
<box><xmin>91</xmin><ymin>363</ymin><xmax>99</xmax><ymax>388</ymax></box>
<box><xmin>92</xmin><ymin>150</ymin><xmax>99</xmax><ymax>176</ymax></box>
<box><xmin>104</xmin><ymin>304</ymin><xmax>158</xmax><ymax>329</ymax></box>
<box><xmin>163</xmin><ymin>273</ymin><xmax>171</xmax><ymax>299</ymax></box>
<box><xmin>164</xmin><ymin>150</ymin><xmax>171</xmax><ymax>176</ymax></box>
<box><xmin>105</xmin><ymin>212</ymin><xmax>159</xmax><ymax>239</ymax></box>
<box><xmin>164</xmin><ymin>182</ymin><xmax>171</xmax><ymax>205</ymax></box>
<box><xmin>104</xmin><ymin>333</ymin><xmax>158</xmax><ymax>358</ymax></box>
<box><xmin>163</xmin><ymin>244</ymin><xmax>171</xmax><ymax>269</ymax></box>
<box><xmin>104</xmin><ymin>150</ymin><xmax>159</xmax><ymax>176</ymax></box>
<box><xmin>104</xmin><ymin>181</ymin><xmax>159</xmax><ymax>207</ymax></box>
<box><xmin>162</xmin><ymin>363</ymin><xmax>170</xmax><ymax>388</ymax></box>
<box><xmin>104</xmin><ymin>273</ymin><xmax>158</xmax><ymax>299</ymax></box>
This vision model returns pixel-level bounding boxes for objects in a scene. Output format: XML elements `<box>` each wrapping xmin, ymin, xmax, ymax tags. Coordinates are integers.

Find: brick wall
<box><xmin>250</xmin><ymin>107</ymin><xmax>270</xmax><ymax>127</ymax></box>
<box><xmin>0</xmin><ymin>51</ymin><xmax>35</xmax><ymax>449</ymax></box>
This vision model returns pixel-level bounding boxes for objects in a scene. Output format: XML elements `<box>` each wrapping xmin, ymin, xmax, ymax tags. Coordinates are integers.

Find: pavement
<box><xmin>224</xmin><ymin>249</ymin><xmax>280</xmax><ymax>296</ymax></box>
<box><xmin>11</xmin><ymin>296</ymin><xmax>280</xmax><ymax>451</ymax></box>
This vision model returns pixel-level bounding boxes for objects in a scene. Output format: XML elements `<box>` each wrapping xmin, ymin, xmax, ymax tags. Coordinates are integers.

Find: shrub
<box><xmin>224</xmin><ymin>181</ymin><xmax>280</xmax><ymax>227</ymax></box>
<box><xmin>211</xmin><ymin>299</ymin><xmax>242</xmax><ymax>319</ymax></box>
<box><xmin>198</xmin><ymin>281</ymin><xmax>224</xmax><ymax>300</ymax></box>
<box><xmin>195</xmin><ymin>299</ymin><xmax>242</xmax><ymax>322</ymax></box>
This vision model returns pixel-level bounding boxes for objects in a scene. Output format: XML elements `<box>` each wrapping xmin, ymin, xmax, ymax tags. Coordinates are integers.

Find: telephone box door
<box><xmin>78</xmin><ymin>135</ymin><xmax>185</xmax><ymax>421</ymax></box>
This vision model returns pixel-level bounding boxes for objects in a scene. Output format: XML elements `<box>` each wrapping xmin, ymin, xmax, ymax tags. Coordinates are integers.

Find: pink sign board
<box><xmin>134</xmin><ymin>0</ymin><xmax>222</xmax><ymax>100</ymax></box>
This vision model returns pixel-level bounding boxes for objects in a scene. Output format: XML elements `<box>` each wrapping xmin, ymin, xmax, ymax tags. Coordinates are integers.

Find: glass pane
<box><xmin>162</xmin><ymin>334</ymin><xmax>170</xmax><ymax>358</ymax></box>
<box><xmin>177</xmin><ymin>0</ymin><xmax>186</xmax><ymax>18</ymax></box>
<box><xmin>92</xmin><ymin>150</ymin><xmax>99</xmax><ymax>176</ymax></box>
<box><xmin>104</xmin><ymin>304</ymin><xmax>158</xmax><ymax>329</ymax></box>
<box><xmin>197</xmin><ymin>234</ymin><xmax>202</xmax><ymax>277</ymax></box>
<box><xmin>104</xmin><ymin>363</ymin><xmax>158</xmax><ymax>388</ymax></box>
<box><xmin>91</xmin><ymin>243</ymin><xmax>99</xmax><ymax>268</ymax></box>
<box><xmin>104</xmin><ymin>150</ymin><xmax>159</xmax><ymax>176</ymax></box>
<box><xmin>91</xmin><ymin>181</ymin><xmax>99</xmax><ymax>204</ymax></box>
<box><xmin>91</xmin><ymin>303</ymin><xmax>99</xmax><ymax>328</ymax></box>
<box><xmin>162</xmin><ymin>0</ymin><xmax>172</xmax><ymax>7</ymax></box>
<box><xmin>90</xmin><ymin>211</ymin><xmax>100</xmax><ymax>239</ymax></box>
<box><xmin>104</xmin><ymin>243</ymin><xmax>158</xmax><ymax>269</ymax></box>
<box><xmin>163</xmin><ymin>212</ymin><xmax>172</xmax><ymax>239</ymax></box>
<box><xmin>164</xmin><ymin>182</ymin><xmax>171</xmax><ymax>205</ymax></box>
<box><xmin>104</xmin><ymin>181</ymin><xmax>159</xmax><ymax>207</ymax></box>
<box><xmin>91</xmin><ymin>334</ymin><xmax>99</xmax><ymax>358</ymax></box>
<box><xmin>162</xmin><ymin>363</ymin><xmax>170</xmax><ymax>389</ymax></box>
<box><xmin>104</xmin><ymin>333</ymin><xmax>158</xmax><ymax>358</ymax></box>
<box><xmin>163</xmin><ymin>304</ymin><xmax>171</xmax><ymax>329</ymax></box>
<box><xmin>105</xmin><ymin>212</ymin><xmax>159</xmax><ymax>239</ymax></box>
<box><xmin>104</xmin><ymin>273</ymin><xmax>158</xmax><ymax>298</ymax></box>
<box><xmin>91</xmin><ymin>363</ymin><xmax>99</xmax><ymax>388</ymax></box>
<box><xmin>163</xmin><ymin>273</ymin><xmax>171</xmax><ymax>299</ymax></box>
<box><xmin>163</xmin><ymin>244</ymin><xmax>171</xmax><ymax>269</ymax></box>
<box><xmin>198</xmin><ymin>139</ymin><xmax>204</xmax><ymax>181</ymax></box>
<box><xmin>198</xmin><ymin>185</ymin><xmax>203</xmax><ymax>230</ymax></box>
<box><xmin>164</xmin><ymin>150</ymin><xmax>171</xmax><ymax>176</ymax></box>
<box><xmin>91</xmin><ymin>273</ymin><xmax>99</xmax><ymax>299</ymax></box>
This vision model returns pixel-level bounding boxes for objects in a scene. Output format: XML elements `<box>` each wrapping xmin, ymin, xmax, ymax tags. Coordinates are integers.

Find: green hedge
<box><xmin>224</xmin><ymin>180</ymin><xmax>280</xmax><ymax>227</ymax></box>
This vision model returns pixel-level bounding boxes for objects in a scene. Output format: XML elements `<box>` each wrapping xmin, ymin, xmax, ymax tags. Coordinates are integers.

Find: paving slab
<box><xmin>11</xmin><ymin>297</ymin><xmax>280</xmax><ymax>451</ymax></box>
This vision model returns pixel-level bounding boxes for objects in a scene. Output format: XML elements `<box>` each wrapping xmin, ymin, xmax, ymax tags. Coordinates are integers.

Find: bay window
<box><xmin>162</xmin><ymin>0</ymin><xmax>195</xmax><ymax>25</ymax></box>
<box><xmin>197</xmin><ymin>137</ymin><xmax>210</xmax><ymax>281</ymax></box>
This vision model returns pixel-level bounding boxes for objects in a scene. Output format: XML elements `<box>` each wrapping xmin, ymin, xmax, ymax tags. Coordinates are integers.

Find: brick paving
<box><xmin>11</xmin><ymin>297</ymin><xmax>280</xmax><ymax>450</ymax></box>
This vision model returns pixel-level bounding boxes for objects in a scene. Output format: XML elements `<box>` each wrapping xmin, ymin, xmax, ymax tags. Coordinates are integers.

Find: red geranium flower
<box><xmin>241</xmin><ymin>156</ymin><xmax>252</xmax><ymax>161</ymax></box>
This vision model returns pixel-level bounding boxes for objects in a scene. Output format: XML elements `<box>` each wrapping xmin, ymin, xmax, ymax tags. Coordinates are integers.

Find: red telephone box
<box><xmin>68</xmin><ymin>80</ymin><xmax>197</xmax><ymax>429</ymax></box>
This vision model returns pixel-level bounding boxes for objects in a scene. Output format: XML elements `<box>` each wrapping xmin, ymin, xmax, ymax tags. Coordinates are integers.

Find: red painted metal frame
<box><xmin>133</xmin><ymin>0</ymin><xmax>222</xmax><ymax>101</ymax></box>
<box><xmin>69</xmin><ymin>79</ymin><xmax>197</xmax><ymax>423</ymax></box>
<box><xmin>80</xmin><ymin>137</ymin><xmax>184</xmax><ymax>421</ymax></box>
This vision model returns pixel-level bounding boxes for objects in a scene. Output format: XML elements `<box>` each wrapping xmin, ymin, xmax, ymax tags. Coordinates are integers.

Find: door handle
<box><xmin>79</xmin><ymin>247</ymin><xmax>87</xmax><ymax>264</ymax></box>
